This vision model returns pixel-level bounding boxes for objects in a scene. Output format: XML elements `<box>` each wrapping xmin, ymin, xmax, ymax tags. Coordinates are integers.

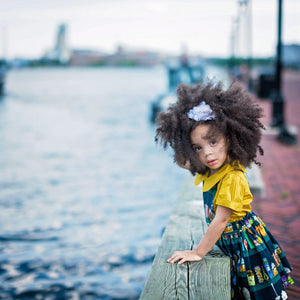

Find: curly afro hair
<box><xmin>155</xmin><ymin>80</ymin><xmax>265</xmax><ymax>175</ymax></box>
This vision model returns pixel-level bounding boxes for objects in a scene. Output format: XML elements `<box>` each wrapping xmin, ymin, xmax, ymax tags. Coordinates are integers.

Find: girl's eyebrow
<box><xmin>204</xmin><ymin>131</ymin><xmax>219</xmax><ymax>140</ymax></box>
<box><xmin>199</xmin><ymin>132</ymin><xmax>215</xmax><ymax>140</ymax></box>
<box><xmin>202</xmin><ymin>134</ymin><xmax>211</xmax><ymax>140</ymax></box>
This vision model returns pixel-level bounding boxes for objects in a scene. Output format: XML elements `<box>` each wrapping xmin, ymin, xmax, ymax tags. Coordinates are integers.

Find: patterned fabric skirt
<box><xmin>216</xmin><ymin>211</ymin><xmax>293</xmax><ymax>300</ymax></box>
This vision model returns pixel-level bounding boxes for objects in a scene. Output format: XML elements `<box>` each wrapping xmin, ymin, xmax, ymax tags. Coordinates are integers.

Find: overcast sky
<box><xmin>0</xmin><ymin>0</ymin><xmax>299</xmax><ymax>59</ymax></box>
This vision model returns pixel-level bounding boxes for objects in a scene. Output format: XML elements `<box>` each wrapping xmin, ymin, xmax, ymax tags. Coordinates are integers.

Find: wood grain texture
<box><xmin>140</xmin><ymin>174</ymin><xmax>231</xmax><ymax>300</ymax></box>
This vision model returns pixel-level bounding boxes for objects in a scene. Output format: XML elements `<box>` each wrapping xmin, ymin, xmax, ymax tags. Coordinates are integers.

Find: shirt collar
<box><xmin>194</xmin><ymin>162</ymin><xmax>246</xmax><ymax>192</ymax></box>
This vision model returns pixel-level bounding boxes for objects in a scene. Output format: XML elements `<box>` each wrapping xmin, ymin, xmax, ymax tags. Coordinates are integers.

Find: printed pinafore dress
<box><xmin>203</xmin><ymin>186</ymin><xmax>294</xmax><ymax>300</ymax></box>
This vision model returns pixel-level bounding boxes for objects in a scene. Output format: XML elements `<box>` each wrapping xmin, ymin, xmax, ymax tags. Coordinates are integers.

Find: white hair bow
<box><xmin>187</xmin><ymin>101</ymin><xmax>215</xmax><ymax>121</ymax></box>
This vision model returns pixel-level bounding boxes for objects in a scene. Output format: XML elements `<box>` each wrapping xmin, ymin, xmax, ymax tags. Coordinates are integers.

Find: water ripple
<box><xmin>0</xmin><ymin>67</ymin><xmax>226</xmax><ymax>298</ymax></box>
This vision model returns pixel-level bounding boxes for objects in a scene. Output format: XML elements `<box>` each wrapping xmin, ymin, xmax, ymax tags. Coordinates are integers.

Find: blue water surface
<box><xmin>0</xmin><ymin>66</ymin><xmax>187</xmax><ymax>299</ymax></box>
<box><xmin>0</xmin><ymin>65</ymin><xmax>227</xmax><ymax>299</ymax></box>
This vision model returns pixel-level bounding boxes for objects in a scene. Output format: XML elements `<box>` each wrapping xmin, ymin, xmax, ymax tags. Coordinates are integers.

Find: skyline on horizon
<box><xmin>0</xmin><ymin>0</ymin><xmax>299</xmax><ymax>60</ymax></box>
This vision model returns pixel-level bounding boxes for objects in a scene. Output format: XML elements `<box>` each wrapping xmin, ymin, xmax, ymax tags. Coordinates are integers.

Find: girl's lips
<box><xmin>208</xmin><ymin>159</ymin><xmax>217</xmax><ymax>166</ymax></box>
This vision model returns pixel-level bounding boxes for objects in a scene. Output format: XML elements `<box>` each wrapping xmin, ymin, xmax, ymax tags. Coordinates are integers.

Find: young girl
<box><xmin>155</xmin><ymin>81</ymin><xmax>293</xmax><ymax>300</ymax></box>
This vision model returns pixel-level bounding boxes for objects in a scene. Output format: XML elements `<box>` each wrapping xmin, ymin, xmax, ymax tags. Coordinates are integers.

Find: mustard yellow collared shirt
<box><xmin>194</xmin><ymin>162</ymin><xmax>253</xmax><ymax>222</ymax></box>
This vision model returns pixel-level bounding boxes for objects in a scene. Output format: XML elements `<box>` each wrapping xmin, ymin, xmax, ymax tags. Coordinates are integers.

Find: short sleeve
<box><xmin>214</xmin><ymin>172</ymin><xmax>245</xmax><ymax>213</ymax></box>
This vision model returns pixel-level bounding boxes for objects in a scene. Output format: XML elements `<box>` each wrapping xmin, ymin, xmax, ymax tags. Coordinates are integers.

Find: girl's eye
<box><xmin>210</xmin><ymin>140</ymin><xmax>217</xmax><ymax>146</ymax></box>
<box><xmin>194</xmin><ymin>146</ymin><xmax>202</xmax><ymax>152</ymax></box>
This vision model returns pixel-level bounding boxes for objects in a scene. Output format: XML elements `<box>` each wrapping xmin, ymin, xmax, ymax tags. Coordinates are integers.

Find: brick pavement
<box><xmin>252</xmin><ymin>70</ymin><xmax>300</xmax><ymax>299</ymax></box>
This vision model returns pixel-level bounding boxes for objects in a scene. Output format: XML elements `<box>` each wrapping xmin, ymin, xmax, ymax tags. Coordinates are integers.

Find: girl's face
<box><xmin>190</xmin><ymin>124</ymin><xmax>228</xmax><ymax>176</ymax></box>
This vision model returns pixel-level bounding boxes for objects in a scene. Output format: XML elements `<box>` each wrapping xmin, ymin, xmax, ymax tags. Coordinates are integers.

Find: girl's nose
<box><xmin>203</xmin><ymin>146</ymin><xmax>212</xmax><ymax>156</ymax></box>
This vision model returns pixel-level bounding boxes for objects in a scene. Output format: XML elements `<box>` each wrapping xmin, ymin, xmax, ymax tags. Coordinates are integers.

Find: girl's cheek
<box><xmin>198</xmin><ymin>153</ymin><xmax>205</xmax><ymax>163</ymax></box>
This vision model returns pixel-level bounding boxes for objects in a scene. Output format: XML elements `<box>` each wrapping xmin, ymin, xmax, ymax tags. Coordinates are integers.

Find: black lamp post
<box><xmin>272</xmin><ymin>0</ymin><xmax>297</xmax><ymax>145</ymax></box>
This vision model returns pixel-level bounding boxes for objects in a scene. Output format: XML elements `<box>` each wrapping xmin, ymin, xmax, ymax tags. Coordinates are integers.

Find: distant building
<box><xmin>105</xmin><ymin>44</ymin><xmax>165</xmax><ymax>66</ymax></box>
<box><xmin>43</xmin><ymin>23</ymin><xmax>71</xmax><ymax>64</ymax></box>
<box><xmin>69</xmin><ymin>49</ymin><xmax>106</xmax><ymax>66</ymax></box>
<box><xmin>70</xmin><ymin>45</ymin><xmax>165</xmax><ymax>67</ymax></box>
<box><xmin>283</xmin><ymin>44</ymin><xmax>300</xmax><ymax>69</ymax></box>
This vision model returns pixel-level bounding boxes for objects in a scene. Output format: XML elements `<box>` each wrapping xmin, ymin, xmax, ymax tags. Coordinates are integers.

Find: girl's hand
<box><xmin>167</xmin><ymin>250</ymin><xmax>202</xmax><ymax>265</ymax></box>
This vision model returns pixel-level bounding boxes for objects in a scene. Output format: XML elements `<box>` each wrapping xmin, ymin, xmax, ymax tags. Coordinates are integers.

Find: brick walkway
<box><xmin>252</xmin><ymin>70</ymin><xmax>300</xmax><ymax>299</ymax></box>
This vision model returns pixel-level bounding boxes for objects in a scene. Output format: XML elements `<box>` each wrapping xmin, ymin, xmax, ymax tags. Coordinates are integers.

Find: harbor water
<box><xmin>0</xmin><ymin>66</ymin><xmax>228</xmax><ymax>299</ymax></box>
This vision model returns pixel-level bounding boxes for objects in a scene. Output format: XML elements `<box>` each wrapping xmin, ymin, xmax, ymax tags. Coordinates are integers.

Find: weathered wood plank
<box><xmin>140</xmin><ymin>224</ymin><xmax>190</xmax><ymax>299</ymax></box>
<box><xmin>140</xmin><ymin>175</ymin><xmax>231</xmax><ymax>300</ymax></box>
<box><xmin>188</xmin><ymin>256</ymin><xmax>231</xmax><ymax>300</ymax></box>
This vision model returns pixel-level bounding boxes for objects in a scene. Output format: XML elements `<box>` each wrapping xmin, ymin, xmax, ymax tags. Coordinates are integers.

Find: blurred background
<box><xmin>0</xmin><ymin>0</ymin><xmax>299</xmax><ymax>299</ymax></box>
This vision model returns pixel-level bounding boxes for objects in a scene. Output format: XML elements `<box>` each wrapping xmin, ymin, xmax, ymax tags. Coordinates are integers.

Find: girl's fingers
<box><xmin>167</xmin><ymin>256</ymin><xmax>176</xmax><ymax>263</ymax></box>
<box><xmin>168</xmin><ymin>256</ymin><xmax>186</xmax><ymax>264</ymax></box>
<box><xmin>178</xmin><ymin>258</ymin><xmax>186</xmax><ymax>265</ymax></box>
<box><xmin>167</xmin><ymin>250</ymin><xmax>202</xmax><ymax>264</ymax></box>
<box><xmin>167</xmin><ymin>253</ymin><xmax>177</xmax><ymax>263</ymax></box>
<box><xmin>168</xmin><ymin>256</ymin><xmax>180</xmax><ymax>263</ymax></box>
<box><xmin>168</xmin><ymin>252</ymin><xmax>185</xmax><ymax>263</ymax></box>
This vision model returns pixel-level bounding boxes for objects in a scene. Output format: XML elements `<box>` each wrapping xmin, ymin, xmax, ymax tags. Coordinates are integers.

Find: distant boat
<box><xmin>150</xmin><ymin>58</ymin><xmax>205</xmax><ymax>123</ymax></box>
